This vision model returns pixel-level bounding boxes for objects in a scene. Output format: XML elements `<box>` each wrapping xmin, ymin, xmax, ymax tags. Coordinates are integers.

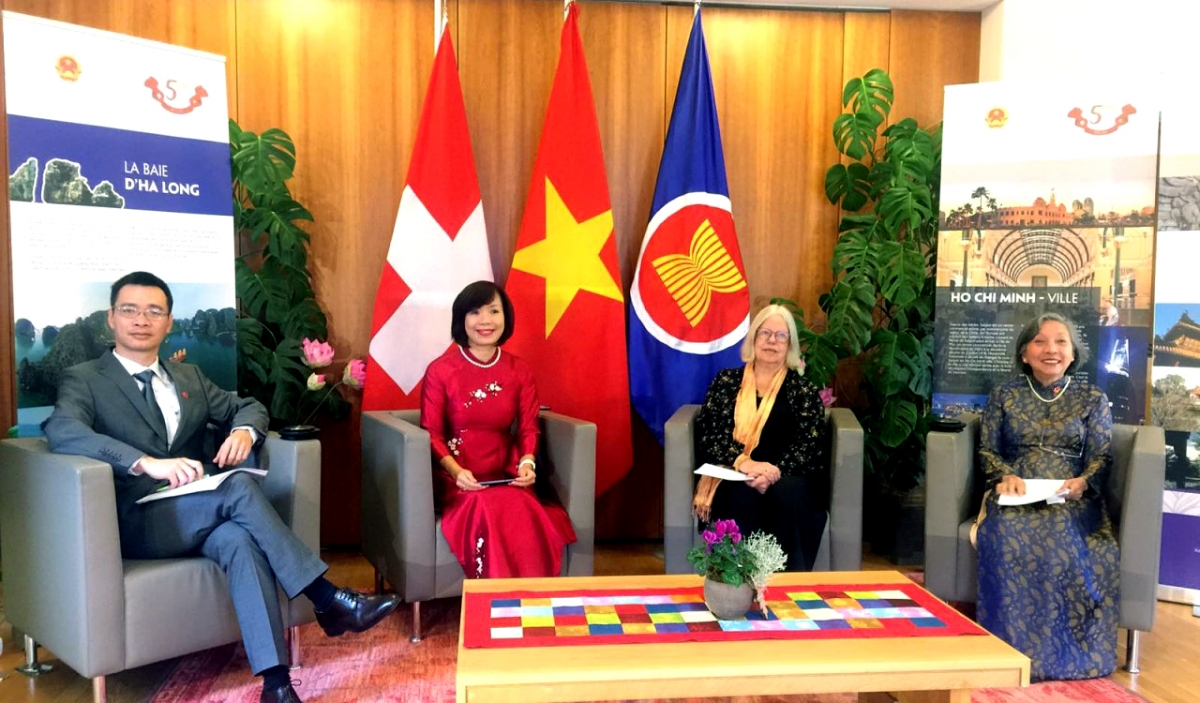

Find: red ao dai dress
<box><xmin>420</xmin><ymin>345</ymin><xmax>576</xmax><ymax>578</ymax></box>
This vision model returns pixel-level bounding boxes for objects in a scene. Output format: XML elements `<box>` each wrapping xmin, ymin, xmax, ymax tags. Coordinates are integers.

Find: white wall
<box><xmin>981</xmin><ymin>0</ymin><xmax>1200</xmax><ymax>87</ymax></box>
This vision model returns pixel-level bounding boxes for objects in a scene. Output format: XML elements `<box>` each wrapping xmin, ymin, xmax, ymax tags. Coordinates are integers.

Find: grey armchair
<box><xmin>663</xmin><ymin>405</ymin><xmax>864</xmax><ymax>574</ymax></box>
<box><xmin>361</xmin><ymin>409</ymin><xmax>596</xmax><ymax>641</ymax></box>
<box><xmin>0</xmin><ymin>434</ymin><xmax>321</xmax><ymax>703</ymax></box>
<box><xmin>924</xmin><ymin>413</ymin><xmax>1164</xmax><ymax>673</ymax></box>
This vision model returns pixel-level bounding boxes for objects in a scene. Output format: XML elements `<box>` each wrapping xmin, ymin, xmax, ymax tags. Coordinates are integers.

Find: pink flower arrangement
<box><xmin>299</xmin><ymin>338</ymin><xmax>365</xmax><ymax>425</ymax></box>
<box><xmin>688</xmin><ymin>519</ymin><xmax>755</xmax><ymax>586</ymax></box>
<box><xmin>342</xmin><ymin>358</ymin><xmax>366</xmax><ymax>389</ymax></box>
<box><xmin>302</xmin><ymin>338</ymin><xmax>335</xmax><ymax>368</ymax></box>
<box><xmin>819</xmin><ymin>387</ymin><xmax>836</xmax><ymax>408</ymax></box>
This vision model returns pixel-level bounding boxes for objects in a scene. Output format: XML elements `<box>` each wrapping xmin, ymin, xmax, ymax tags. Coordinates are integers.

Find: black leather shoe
<box><xmin>315</xmin><ymin>587</ymin><xmax>400</xmax><ymax>637</ymax></box>
<box><xmin>260</xmin><ymin>683</ymin><xmax>303</xmax><ymax>703</ymax></box>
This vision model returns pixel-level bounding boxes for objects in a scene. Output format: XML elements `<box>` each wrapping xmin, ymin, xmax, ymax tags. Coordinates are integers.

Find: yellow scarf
<box><xmin>693</xmin><ymin>363</ymin><xmax>787</xmax><ymax>521</ymax></box>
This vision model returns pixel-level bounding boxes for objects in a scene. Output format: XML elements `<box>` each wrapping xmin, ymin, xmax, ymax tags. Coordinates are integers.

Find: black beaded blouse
<box><xmin>694</xmin><ymin>367</ymin><xmax>827</xmax><ymax>477</ymax></box>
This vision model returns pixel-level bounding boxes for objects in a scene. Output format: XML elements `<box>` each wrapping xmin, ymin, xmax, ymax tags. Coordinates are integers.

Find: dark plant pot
<box><xmin>865</xmin><ymin>483</ymin><xmax>925</xmax><ymax>566</ymax></box>
<box><xmin>278</xmin><ymin>424</ymin><xmax>320</xmax><ymax>440</ymax></box>
<box><xmin>703</xmin><ymin>577</ymin><xmax>754</xmax><ymax>620</ymax></box>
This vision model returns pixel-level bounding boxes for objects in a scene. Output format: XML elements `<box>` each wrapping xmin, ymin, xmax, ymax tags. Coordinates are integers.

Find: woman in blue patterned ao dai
<box><xmin>975</xmin><ymin>313</ymin><xmax>1118</xmax><ymax>681</ymax></box>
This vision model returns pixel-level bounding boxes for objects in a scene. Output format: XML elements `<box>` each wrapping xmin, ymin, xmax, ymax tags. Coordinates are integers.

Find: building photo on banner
<box><xmin>4</xmin><ymin>11</ymin><xmax>236</xmax><ymax>436</ymax></box>
<box><xmin>1153</xmin><ymin>109</ymin><xmax>1200</xmax><ymax>603</ymax></box>
<box><xmin>933</xmin><ymin>82</ymin><xmax>1156</xmax><ymax>425</ymax></box>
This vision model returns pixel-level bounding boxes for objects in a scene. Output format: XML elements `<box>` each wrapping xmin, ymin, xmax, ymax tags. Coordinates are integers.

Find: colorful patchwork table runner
<box><xmin>462</xmin><ymin>582</ymin><xmax>987</xmax><ymax>649</ymax></box>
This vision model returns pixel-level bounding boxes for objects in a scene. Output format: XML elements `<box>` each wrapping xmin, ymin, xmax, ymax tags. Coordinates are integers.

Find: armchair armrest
<box><xmin>664</xmin><ymin>404</ymin><xmax>700</xmax><ymax>574</ymax></box>
<box><xmin>541</xmin><ymin>411</ymin><xmax>596</xmax><ymax>576</ymax></box>
<box><xmin>259</xmin><ymin>433</ymin><xmax>322</xmax><ymax>553</ymax></box>
<box><xmin>828</xmin><ymin>408</ymin><xmax>864</xmax><ymax>571</ymax></box>
<box><xmin>0</xmin><ymin>438</ymin><xmax>125</xmax><ymax>677</ymax></box>
<box><xmin>361</xmin><ymin>410</ymin><xmax>436</xmax><ymax>600</ymax></box>
<box><xmin>924</xmin><ymin>413</ymin><xmax>979</xmax><ymax>600</ymax></box>
<box><xmin>1118</xmin><ymin>423</ymin><xmax>1165</xmax><ymax>632</ymax></box>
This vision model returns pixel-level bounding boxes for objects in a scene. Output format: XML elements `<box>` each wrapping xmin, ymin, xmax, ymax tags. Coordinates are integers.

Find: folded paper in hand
<box><xmin>997</xmin><ymin>478</ymin><xmax>1067</xmax><ymax>506</ymax></box>
<box><xmin>136</xmin><ymin>468</ymin><xmax>268</xmax><ymax>504</ymax></box>
<box><xmin>694</xmin><ymin>463</ymin><xmax>749</xmax><ymax>481</ymax></box>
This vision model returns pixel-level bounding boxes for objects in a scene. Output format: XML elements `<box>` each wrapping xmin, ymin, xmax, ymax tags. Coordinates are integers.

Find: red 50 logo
<box><xmin>144</xmin><ymin>77</ymin><xmax>208</xmax><ymax>115</ymax></box>
<box><xmin>1067</xmin><ymin>104</ymin><xmax>1136</xmax><ymax>136</ymax></box>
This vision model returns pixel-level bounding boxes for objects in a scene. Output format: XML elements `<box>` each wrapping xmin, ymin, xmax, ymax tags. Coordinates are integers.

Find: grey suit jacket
<box><xmin>43</xmin><ymin>350</ymin><xmax>269</xmax><ymax>519</ymax></box>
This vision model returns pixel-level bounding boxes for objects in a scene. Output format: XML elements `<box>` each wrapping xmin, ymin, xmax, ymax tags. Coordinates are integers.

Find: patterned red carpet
<box><xmin>149</xmin><ymin>599</ymin><xmax>1146</xmax><ymax>703</ymax></box>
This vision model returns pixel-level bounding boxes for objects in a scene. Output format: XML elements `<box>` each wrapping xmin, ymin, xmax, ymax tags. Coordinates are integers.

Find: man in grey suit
<box><xmin>43</xmin><ymin>271</ymin><xmax>399</xmax><ymax>703</ymax></box>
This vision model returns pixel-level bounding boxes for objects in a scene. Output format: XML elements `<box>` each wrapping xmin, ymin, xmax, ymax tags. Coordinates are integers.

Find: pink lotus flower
<box><xmin>301</xmin><ymin>338</ymin><xmax>335</xmax><ymax>368</ymax></box>
<box><xmin>342</xmin><ymin>358</ymin><xmax>366</xmax><ymax>389</ymax></box>
<box><xmin>819</xmin><ymin>387</ymin><xmax>836</xmax><ymax>408</ymax></box>
<box><xmin>306</xmin><ymin>373</ymin><xmax>326</xmax><ymax>391</ymax></box>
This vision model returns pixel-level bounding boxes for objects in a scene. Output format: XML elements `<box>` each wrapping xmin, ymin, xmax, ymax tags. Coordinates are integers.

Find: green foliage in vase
<box><xmin>778</xmin><ymin>68</ymin><xmax>941</xmax><ymax>496</ymax></box>
<box><xmin>230</xmin><ymin>119</ymin><xmax>348</xmax><ymax>423</ymax></box>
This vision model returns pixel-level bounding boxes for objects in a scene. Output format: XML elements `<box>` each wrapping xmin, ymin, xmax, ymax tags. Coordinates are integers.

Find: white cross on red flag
<box><xmin>363</xmin><ymin>27</ymin><xmax>493</xmax><ymax>411</ymax></box>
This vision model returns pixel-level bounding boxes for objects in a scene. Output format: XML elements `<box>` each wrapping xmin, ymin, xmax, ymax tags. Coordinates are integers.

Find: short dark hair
<box><xmin>450</xmin><ymin>281</ymin><xmax>514</xmax><ymax>347</ymax></box>
<box><xmin>111</xmin><ymin>271</ymin><xmax>174</xmax><ymax>312</ymax></box>
<box><xmin>1014</xmin><ymin>312</ymin><xmax>1088</xmax><ymax>376</ymax></box>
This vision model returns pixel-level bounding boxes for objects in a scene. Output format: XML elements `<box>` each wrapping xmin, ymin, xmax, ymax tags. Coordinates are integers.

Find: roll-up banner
<box><xmin>1153</xmin><ymin>110</ymin><xmax>1200</xmax><ymax>603</ymax></box>
<box><xmin>4</xmin><ymin>12</ymin><xmax>236</xmax><ymax>435</ymax></box>
<box><xmin>934</xmin><ymin>83</ymin><xmax>1156</xmax><ymax>426</ymax></box>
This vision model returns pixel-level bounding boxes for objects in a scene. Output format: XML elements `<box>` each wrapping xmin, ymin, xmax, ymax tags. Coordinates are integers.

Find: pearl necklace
<box><xmin>459</xmin><ymin>345</ymin><xmax>501</xmax><ymax>369</ymax></box>
<box><xmin>1026</xmin><ymin>374</ymin><xmax>1070</xmax><ymax>403</ymax></box>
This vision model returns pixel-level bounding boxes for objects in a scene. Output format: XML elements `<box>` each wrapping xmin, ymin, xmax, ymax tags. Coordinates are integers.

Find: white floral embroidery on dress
<box><xmin>475</xmin><ymin>537</ymin><xmax>485</xmax><ymax>577</ymax></box>
<box><xmin>463</xmin><ymin>382</ymin><xmax>504</xmax><ymax>408</ymax></box>
<box><xmin>447</xmin><ymin>437</ymin><xmax>462</xmax><ymax>457</ymax></box>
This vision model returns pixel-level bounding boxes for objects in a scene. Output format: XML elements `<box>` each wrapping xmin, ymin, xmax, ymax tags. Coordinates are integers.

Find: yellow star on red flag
<box><xmin>511</xmin><ymin>177</ymin><xmax>622</xmax><ymax>337</ymax></box>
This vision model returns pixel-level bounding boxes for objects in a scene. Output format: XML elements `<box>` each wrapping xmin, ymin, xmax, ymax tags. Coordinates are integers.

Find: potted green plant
<box><xmin>780</xmin><ymin>69</ymin><xmax>941</xmax><ymax>560</ymax></box>
<box><xmin>229</xmin><ymin>120</ymin><xmax>349</xmax><ymax>425</ymax></box>
<box><xmin>688</xmin><ymin>519</ymin><xmax>786</xmax><ymax>619</ymax></box>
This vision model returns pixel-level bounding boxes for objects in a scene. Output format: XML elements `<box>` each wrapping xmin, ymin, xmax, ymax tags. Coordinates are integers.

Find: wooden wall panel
<box><xmin>843</xmin><ymin>12</ymin><xmax>891</xmax><ymax>86</ymax></box>
<box><xmin>233</xmin><ymin>0</ymin><xmax>433</xmax><ymax>545</ymax></box>
<box><xmin>458</xmin><ymin>0</ymin><xmax>560</xmax><ymax>279</ymax></box>
<box><xmin>888</xmin><ymin>10</ymin><xmax>981</xmax><ymax>129</ymax></box>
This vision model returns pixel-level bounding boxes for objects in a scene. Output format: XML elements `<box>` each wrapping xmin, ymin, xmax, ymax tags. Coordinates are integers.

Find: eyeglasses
<box><xmin>113</xmin><ymin>304</ymin><xmax>169</xmax><ymax>321</ymax></box>
<box><xmin>756</xmin><ymin>329</ymin><xmax>790</xmax><ymax>344</ymax></box>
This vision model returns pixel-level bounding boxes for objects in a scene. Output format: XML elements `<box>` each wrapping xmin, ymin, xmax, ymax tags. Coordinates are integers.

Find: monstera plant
<box><xmin>783</xmin><ymin>69</ymin><xmax>941</xmax><ymax>499</ymax></box>
<box><xmin>230</xmin><ymin>120</ymin><xmax>348</xmax><ymax>424</ymax></box>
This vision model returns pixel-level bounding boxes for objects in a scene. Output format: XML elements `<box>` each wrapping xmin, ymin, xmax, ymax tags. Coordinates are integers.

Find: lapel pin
<box><xmin>181</xmin><ymin>391</ymin><xmax>189</xmax><ymax>399</ymax></box>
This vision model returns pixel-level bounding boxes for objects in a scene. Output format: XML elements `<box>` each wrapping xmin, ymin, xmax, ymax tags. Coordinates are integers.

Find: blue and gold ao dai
<box><xmin>975</xmin><ymin>375</ymin><xmax>1118</xmax><ymax>681</ymax></box>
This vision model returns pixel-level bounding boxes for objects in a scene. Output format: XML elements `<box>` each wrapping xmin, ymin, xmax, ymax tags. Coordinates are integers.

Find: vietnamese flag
<box><xmin>505</xmin><ymin>2</ymin><xmax>632</xmax><ymax>496</ymax></box>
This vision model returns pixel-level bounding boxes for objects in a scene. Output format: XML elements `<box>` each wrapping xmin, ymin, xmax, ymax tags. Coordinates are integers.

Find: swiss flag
<box><xmin>363</xmin><ymin>27</ymin><xmax>493</xmax><ymax>411</ymax></box>
<box><xmin>505</xmin><ymin>2</ymin><xmax>633</xmax><ymax>496</ymax></box>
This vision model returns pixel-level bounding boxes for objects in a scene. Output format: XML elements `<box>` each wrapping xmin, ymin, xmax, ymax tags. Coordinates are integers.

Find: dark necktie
<box><xmin>133</xmin><ymin>369</ymin><xmax>166</xmax><ymax>429</ymax></box>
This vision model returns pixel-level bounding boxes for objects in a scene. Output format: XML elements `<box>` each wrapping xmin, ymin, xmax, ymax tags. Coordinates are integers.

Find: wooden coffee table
<box><xmin>456</xmin><ymin>571</ymin><xmax>1029</xmax><ymax>703</ymax></box>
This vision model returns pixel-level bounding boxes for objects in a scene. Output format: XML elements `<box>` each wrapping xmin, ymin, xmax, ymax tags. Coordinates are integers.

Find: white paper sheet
<box><xmin>694</xmin><ymin>463</ymin><xmax>750</xmax><ymax>481</ymax></box>
<box><xmin>997</xmin><ymin>478</ymin><xmax>1067</xmax><ymax>506</ymax></box>
<box><xmin>136</xmin><ymin>468</ymin><xmax>268</xmax><ymax>504</ymax></box>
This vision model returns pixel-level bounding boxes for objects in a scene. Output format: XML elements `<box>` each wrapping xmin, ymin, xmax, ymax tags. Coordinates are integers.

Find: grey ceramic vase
<box><xmin>703</xmin><ymin>576</ymin><xmax>754</xmax><ymax>620</ymax></box>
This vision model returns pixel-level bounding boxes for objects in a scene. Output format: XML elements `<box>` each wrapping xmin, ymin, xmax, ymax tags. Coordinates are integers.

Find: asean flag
<box><xmin>505</xmin><ymin>2</ymin><xmax>633</xmax><ymax>496</ymax></box>
<box><xmin>363</xmin><ymin>27</ymin><xmax>493</xmax><ymax>411</ymax></box>
<box><xmin>628</xmin><ymin>10</ymin><xmax>750</xmax><ymax>444</ymax></box>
